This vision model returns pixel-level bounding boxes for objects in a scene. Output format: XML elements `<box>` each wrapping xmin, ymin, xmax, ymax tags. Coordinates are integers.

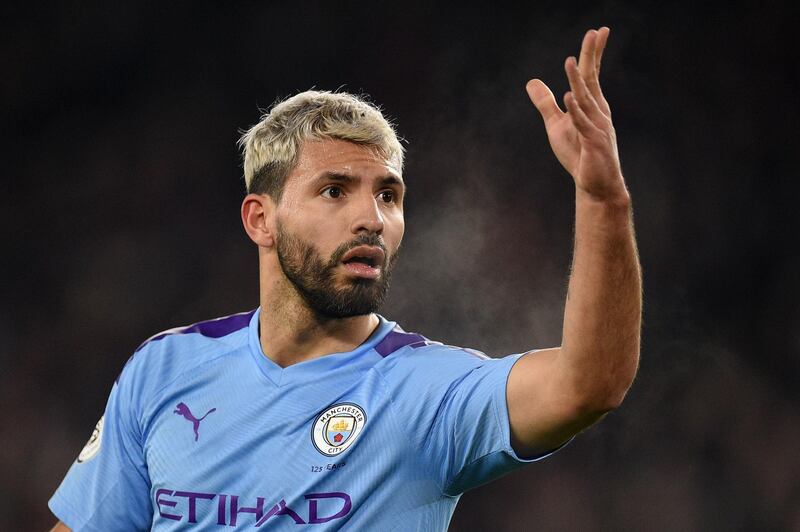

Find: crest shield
<box><xmin>312</xmin><ymin>402</ymin><xmax>366</xmax><ymax>456</ymax></box>
<box><xmin>324</xmin><ymin>414</ymin><xmax>356</xmax><ymax>447</ymax></box>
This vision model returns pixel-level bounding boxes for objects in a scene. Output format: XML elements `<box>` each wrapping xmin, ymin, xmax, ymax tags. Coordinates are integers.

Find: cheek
<box><xmin>385</xmin><ymin>213</ymin><xmax>405</xmax><ymax>252</ymax></box>
<box><xmin>277</xmin><ymin>202</ymin><xmax>324</xmax><ymax>237</ymax></box>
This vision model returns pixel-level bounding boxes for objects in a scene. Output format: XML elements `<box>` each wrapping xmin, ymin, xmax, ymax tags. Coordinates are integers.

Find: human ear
<box><xmin>241</xmin><ymin>193</ymin><xmax>276</xmax><ymax>248</ymax></box>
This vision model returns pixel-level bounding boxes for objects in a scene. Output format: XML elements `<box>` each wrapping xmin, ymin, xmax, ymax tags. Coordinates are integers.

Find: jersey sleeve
<box><xmin>48</xmin><ymin>356</ymin><xmax>152</xmax><ymax>531</ymax></box>
<box><xmin>380</xmin><ymin>347</ymin><xmax>566</xmax><ymax>496</ymax></box>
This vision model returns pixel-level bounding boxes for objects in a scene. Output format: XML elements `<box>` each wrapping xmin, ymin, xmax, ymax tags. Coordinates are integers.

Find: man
<box><xmin>50</xmin><ymin>26</ymin><xmax>640</xmax><ymax>530</ymax></box>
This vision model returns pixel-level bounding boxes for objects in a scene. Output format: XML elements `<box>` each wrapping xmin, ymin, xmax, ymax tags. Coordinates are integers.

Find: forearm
<box><xmin>509</xmin><ymin>27</ymin><xmax>641</xmax><ymax>452</ymax></box>
<box><xmin>558</xmin><ymin>188</ymin><xmax>641</xmax><ymax>410</ymax></box>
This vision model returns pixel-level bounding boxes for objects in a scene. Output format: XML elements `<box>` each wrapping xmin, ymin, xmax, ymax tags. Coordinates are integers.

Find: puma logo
<box><xmin>174</xmin><ymin>402</ymin><xmax>216</xmax><ymax>441</ymax></box>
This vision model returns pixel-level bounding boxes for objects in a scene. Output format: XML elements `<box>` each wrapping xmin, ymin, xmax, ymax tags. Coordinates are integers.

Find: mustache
<box><xmin>329</xmin><ymin>233</ymin><xmax>388</xmax><ymax>266</ymax></box>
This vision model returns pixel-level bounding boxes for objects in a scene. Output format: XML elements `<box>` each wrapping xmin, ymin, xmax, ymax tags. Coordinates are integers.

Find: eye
<box><xmin>321</xmin><ymin>186</ymin><xmax>344</xmax><ymax>199</ymax></box>
<box><xmin>378</xmin><ymin>190</ymin><xmax>396</xmax><ymax>203</ymax></box>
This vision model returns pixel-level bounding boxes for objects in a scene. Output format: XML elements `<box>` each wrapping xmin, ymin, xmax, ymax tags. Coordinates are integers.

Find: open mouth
<box><xmin>343</xmin><ymin>256</ymin><xmax>378</xmax><ymax>267</ymax></box>
<box><xmin>340</xmin><ymin>246</ymin><xmax>385</xmax><ymax>279</ymax></box>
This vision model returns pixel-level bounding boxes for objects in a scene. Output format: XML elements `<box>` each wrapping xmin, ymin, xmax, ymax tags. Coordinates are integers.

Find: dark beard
<box><xmin>275</xmin><ymin>224</ymin><xmax>398</xmax><ymax>319</ymax></box>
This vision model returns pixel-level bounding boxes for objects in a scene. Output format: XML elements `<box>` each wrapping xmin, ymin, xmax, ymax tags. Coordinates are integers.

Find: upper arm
<box><xmin>48</xmin><ymin>364</ymin><xmax>153</xmax><ymax>529</ymax></box>
<box><xmin>50</xmin><ymin>521</ymin><xmax>71</xmax><ymax>532</ymax></box>
<box><xmin>382</xmin><ymin>348</ymin><xmax>533</xmax><ymax>495</ymax></box>
<box><xmin>506</xmin><ymin>347</ymin><xmax>611</xmax><ymax>457</ymax></box>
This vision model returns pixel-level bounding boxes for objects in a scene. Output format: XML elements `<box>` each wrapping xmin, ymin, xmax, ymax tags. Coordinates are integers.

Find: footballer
<box><xmin>50</xmin><ymin>27</ymin><xmax>641</xmax><ymax>530</ymax></box>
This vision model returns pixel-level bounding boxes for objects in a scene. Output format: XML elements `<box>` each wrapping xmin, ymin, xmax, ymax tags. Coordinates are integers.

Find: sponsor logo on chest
<box><xmin>155</xmin><ymin>489</ymin><xmax>351</xmax><ymax>526</ymax></box>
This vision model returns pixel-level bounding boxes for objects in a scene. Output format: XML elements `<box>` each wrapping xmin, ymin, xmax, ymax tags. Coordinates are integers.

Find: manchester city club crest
<box><xmin>311</xmin><ymin>403</ymin><xmax>366</xmax><ymax>456</ymax></box>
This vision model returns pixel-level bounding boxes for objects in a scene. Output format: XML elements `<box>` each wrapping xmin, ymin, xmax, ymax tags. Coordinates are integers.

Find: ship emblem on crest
<box><xmin>312</xmin><ymin>403</ymin><xmax>366</xmax><ymax>456</ymax></box>
<box><xmin>325</xmin><ymin>414</ymin><xmax>356</xmax><ymax>446</ymax></box>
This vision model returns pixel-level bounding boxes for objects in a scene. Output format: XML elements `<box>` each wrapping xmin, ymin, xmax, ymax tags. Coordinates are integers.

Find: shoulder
<box><xmin>373</xmin><ymin>324</ymin><xmax>496</xmax><ymax>381</ymax></box>
<box><xmin>116</xmin><ymin>309</ymin><xmax>256</xmax><ymax>391</ymax></box>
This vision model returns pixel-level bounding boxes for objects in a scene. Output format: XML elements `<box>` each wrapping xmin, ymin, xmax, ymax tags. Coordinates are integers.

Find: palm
<box><xmin>526</xmin><ymin>27</ymin><xmax>626</xmax><ymax>201</ymax></box>
<box><xmin>546</xmin><ymin>114</ymin><xmax>582</xmax><ymax>175</ymax></box>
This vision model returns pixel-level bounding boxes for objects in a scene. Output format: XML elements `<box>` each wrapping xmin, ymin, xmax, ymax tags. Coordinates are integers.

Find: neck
<box><xmin>258</xmin><ymin>267</ymin><xmax>380</xmax><ymax>368</ymax></box>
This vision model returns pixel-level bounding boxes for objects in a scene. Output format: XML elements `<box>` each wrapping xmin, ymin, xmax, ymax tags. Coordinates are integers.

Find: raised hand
<box><xmin>526</xmin><ymin>27</ymin><xmax>628</xmax><ymax>203</ymax></box>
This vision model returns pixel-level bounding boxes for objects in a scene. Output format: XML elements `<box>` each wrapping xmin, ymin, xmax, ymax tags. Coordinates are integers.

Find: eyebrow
<box><xmin>314</xmin><ymin>171</ymin><xmax>406</xmax><ymax>191</ymax></box>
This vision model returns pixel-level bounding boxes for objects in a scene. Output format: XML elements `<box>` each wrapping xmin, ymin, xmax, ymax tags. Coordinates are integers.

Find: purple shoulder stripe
<box><xmin>116</xmin><ymin>310</ymin><xmax>256</xmax><ymax>384</ymax></box>
<box><xmin>134</xmin><ymin>310</ymin><xmax>256</xmax><ymax>353</ymax></box>
<box><xmin>374</xmin><ymin>328</ymin><xmax>430</xmax><ymax>358</ymax></box>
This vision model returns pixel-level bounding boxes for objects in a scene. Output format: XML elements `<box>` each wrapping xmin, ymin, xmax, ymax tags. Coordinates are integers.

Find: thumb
<box><xmin>525</xmin><ymin>79</ymin><xmax>562</xmax><ymax>126</ymax></box>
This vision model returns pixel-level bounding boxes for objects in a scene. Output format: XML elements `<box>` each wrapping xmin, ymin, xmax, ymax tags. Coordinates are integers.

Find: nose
<box><xmin>349</xmin><ymin>194</ymin><xmax>384</xmax><ymax>235</ymax></box>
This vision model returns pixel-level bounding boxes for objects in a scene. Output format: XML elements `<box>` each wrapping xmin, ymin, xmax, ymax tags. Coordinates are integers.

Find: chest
<box><xmin>141</xmin><ymin>368</ymin><xmax>415</xmax><ymax>528</ymax></box>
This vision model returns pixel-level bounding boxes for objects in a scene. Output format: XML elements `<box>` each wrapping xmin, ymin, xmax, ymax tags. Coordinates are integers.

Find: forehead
<box><xmin>289</xmin><ymin>138</ymin><xmax>403</xmax><ymax>185</ymax></box>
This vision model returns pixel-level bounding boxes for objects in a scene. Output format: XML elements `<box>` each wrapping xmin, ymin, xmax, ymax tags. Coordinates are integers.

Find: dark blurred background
<box><xmin>2</xmin><ymin>1</ymin><xmax>798</xmax><ymax>530</ymax></box>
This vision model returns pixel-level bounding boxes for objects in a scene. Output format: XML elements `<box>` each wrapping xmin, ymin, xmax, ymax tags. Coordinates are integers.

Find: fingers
<box><xmin>565</xmin><ymin>56</ymin><xmax>605</xmax><ymax>129</ymax></box>
<box><xmin>526</xmin><ymin>78</ymin><xmax>563</xmax><ymax>126</ymax></box>
<box><xmin>577</xmin><ymin>27</ymin><xmax>612</xmax><ymax>118</ymax></box>
<box><xmin>526</xmin><ymin>26</ymin><xmax>613</xmax><ymax>134</ymax></box>
<box><xmin>592</xmin><ymin>27</ymin><xmax>612</xmax><ymax>117</ymax></box>
<box><xmin>594</xmin><ymin>27</ymin><xmax>610</xmax><ymax>79</ymax></box>
<box><xmin>563</xmin><ymin>91</ymin><xmax>597</xmax><ymax>137</ymax></box>
<box><xmin>578</xmin><ymin>30</ymin><xmax>597</xmax><ymax>82</ymax></box>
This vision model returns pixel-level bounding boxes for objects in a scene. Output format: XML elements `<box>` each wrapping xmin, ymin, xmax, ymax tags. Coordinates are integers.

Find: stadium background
<box><xmin>2</xmin><ymin>2</ymin><xmax>797</xmax><ymax>530</ymax></box>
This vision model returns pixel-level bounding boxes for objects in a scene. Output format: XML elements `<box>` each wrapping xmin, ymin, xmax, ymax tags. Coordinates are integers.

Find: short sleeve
<box><xmin>381</xmin><ymin>348</ymin><xmax>565</xmax><ymax>496</ymax></box>
<box><xmin>49</xmin><ymin>361</ymin><xmax>152</xmax><ymax>531</ymax></box>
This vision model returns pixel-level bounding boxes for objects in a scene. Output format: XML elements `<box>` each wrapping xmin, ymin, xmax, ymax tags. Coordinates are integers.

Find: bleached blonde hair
<box><xmin>238</xmin><ymin>90</ymin><xmax>404</xmax><ymax>199</ymax></box>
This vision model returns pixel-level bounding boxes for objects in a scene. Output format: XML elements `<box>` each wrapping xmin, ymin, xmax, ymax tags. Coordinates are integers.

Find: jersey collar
<box><xmin>246</xmin><ymin>307</ymin><xmax>396</xmax><ymax>387</ymax></box>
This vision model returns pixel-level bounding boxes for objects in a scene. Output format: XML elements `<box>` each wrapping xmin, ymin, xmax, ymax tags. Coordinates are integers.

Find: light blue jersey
<box><xmin>50</xmin><ymin>308</ymin><xmax>562</xmax><ymax>530</ymax></box>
